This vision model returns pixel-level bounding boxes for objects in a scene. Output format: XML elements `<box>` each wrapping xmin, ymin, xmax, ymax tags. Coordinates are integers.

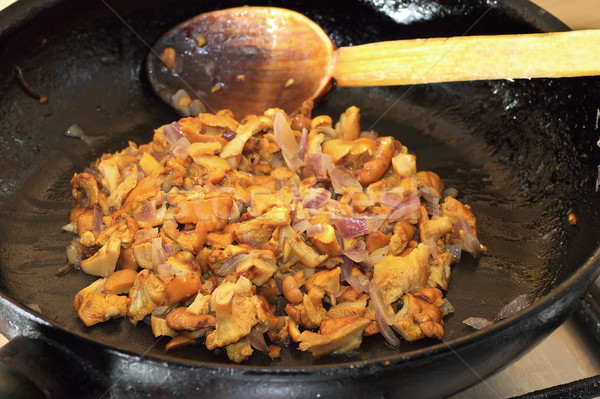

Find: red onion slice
<box><xmin>339</xmin><ymin>257</ymin><xmax>354</xmax><ymax>282</ymax></box>
<box><xmin>333</xmin><ymin>217</ymin><xmax>368</xmax><ymax>238</ymax></box>
<box><xmin>216</xmin><ymin>253</ymin><xmax>250</xmax><ymax>276</ymax></box>
<box><xmin>455</xmin><ymin>216</ymin><xmax>475</xmax><ymax>236</ymax></box>
<box><xmin>164</xmin><ymin>243</ymin><xmax>179</xmax><ymax>258</ymax></box>
<box><xmin>162</xmin><ymin>122</ymin><xmax>183</xmax><ymax>145</ymax></box>
<box><xmin>151</xmin><ymin>237</ymin><xmax>167</xmax><ymax>267</ymax></box>
<box><xmin>292</xmin><ymin>219</ymin><xmax>312</xmax><ymax>234</ymax></box>
<box><xmin>92</xmin><ymin>205</ymin><xmax>104</xmax><ymax>235</ymax></box>
<box><xmin>247</xmin><ymin>326</ymin><xmax>267</xmax><ymax>352</ymax></box>
<box><xmin>422</xmin><ymin>238</ymin><xmax>439</xmax><ymax>257</ymax></box>
<box><xmin>136</xmin><ymin>200</ymin><xmax>157</xmax><ymax>223</ymax></box>
<box><xmin>362</xmin><ymin>247</ymin><xmax>387</xmax><ymax>271</ymax></box>
<box><xmin>463</xmin><ymin>317</ymin><xmax>494</xmax><ymax>330</ymax></box>
<box><xmin>306</xmin><ymin>223</ymin><xmax>324</xmax><ymax>238</ymax></box>
<box><xmin>274</xmin><ymin>112</ymin><xmax>303</xmax><ymax>171</ymax></box>
<box><xmin>425</xmin><ymin>206</ymin><xmax>442</xmax><ymax>217</ymax></box>
<box><xmin>419</xmin><ymin>186</ymin><xmax>440</xmax><ymax>206</ymax></box>
<box><xmin>460</xmin><ymin>232</ymin><xmax>482</xmax><ymax>256</ymax></box>
<box><xmin>345</xmin><ymin>275</ymin><xmax>370</xmax><ymax>293</ymax></box>
<box><xmin>368</xmin><ymin>280</ymin><xmax>395</xmax><ymax>325</ymax></box>
<box><xmin>297</xmin><ymin>128</ymin><xmax>308</xmax><ymax>161</ymax></box>
<box><xmin>134</xmin><ymin>227</ymin><xmax>159</xmax><ymax>245</ymax></box>
<box><xmin>342</xmin><ymin>248</ymin><xmax>369</xmax><ymax>263</ymax></box>
<box><xmin>494</xmin><ymin>294</ymin><xmax>534</xmax><ymax>321</ymax></box>
<box><xmin>302</xmin><ymin>153</ymin><xmax>335</xmax><ymax>178</ymax></box>
<box><xmin>439</xmin><ymin>298</ymin><xmax>455</xmax><ymax>316</ymax></box>
<box><xmin>445</xmin><ymin>240</ymin><xmax>463</xmax><ymax>262</ymax></box>
<box><xmin>329</xmin><ymin>167</ymin><xmax>362</xmax><ymax>194</ymax></box>
<box><xmin>387</xmin><ymin>197</ymin><xmax>421</xmax><ymax>220</ymax></box>
<box><xmin>333</xmin><ymin>217</ymin><xmax>382</xmax><ymax>239</ymax></box>
<box><xmin>66</xmin><ymin>238</ymin><xmax>85</xmax><ymax>267</ymax></box>
<box><xmin>302</xmin><ymin>188</ymin><xmax>331</xmax><ymax>209</ymax></box>
<box><xmin>152</xmin><ymin>306</ymin><xmax>170</xmax><ymax>317</ymax></box>
<box><xmin>169</xmin><ymin>137</ymin><xmax>191</xmax><ymax>159</ymax></box>
<box><xmin>381</xmin><ymin>192</ymin><xmax>404</xmax><ymax>208</ymax></box>
<box><xmin>375</xmin><ymin>308</ymin><xmax>400</xmax><ymax>346</ymax></box>
<box><xmin>157</xmin><ymin>262</ymin><xmax>174</xmax><ymax>277</ymax></box>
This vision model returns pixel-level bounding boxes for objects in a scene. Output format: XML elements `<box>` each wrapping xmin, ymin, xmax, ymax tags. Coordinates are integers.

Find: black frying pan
<box><xmin>0</xmin><ymin>0</ymin><xmax>599</xmax><ymax>397</ymax></box>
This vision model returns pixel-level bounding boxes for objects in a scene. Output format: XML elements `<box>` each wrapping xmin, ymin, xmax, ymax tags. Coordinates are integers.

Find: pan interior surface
<box><xmin>0</xmin><ymin>0</ymin><xmax>598</xmax><ymax>369</ymax></box>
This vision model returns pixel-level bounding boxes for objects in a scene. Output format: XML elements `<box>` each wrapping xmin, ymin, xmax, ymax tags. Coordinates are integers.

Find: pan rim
<box><xmin>0</xmin><ymin>0</ymin><xmax>596</xmax><ymax>375</ymax></box>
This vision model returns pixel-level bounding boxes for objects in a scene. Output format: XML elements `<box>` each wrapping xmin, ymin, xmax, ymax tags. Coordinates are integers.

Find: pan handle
<box><xmin>0</xmin><ymin>336</ymin><xmax>50</xmax><ymax>398</ymax></box>
<box><xmin>0</xmin><ymin>335</ymin><xmax>107</xmax><ymax>398</ymax></box>
<box><xmin>0</xmin><ymin>360</ymin><xmax>46</xmax><ymax>399</ymax></box>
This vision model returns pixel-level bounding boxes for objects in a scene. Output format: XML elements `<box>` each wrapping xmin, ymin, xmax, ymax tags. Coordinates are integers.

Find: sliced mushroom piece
<box><xmin>298</xmin><ymin>315</ymin><xmax>370</xmax><ymax>357</ymax></box>
<box><xmin>80</xmin><ymin>235</ymin><xmax>122</xmax><ymax>277</ymax></box>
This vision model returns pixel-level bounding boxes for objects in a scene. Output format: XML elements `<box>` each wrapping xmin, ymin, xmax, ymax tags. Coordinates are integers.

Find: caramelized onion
<box><xmin>329</xmin><ymin>167</ymin><xmax>361</xmax><ymax>194</ymax></box>
<box><xmin>297</xmin><ymin>128</ymin><xmax>308</xmax><ymax>161</ymax></box>
<box><xmin>292</xmin><ymin>219</ymin><xmax>312</xmax><ymax>234</ymax></box>
<box><xmin>494</xmin><ymin>294</ymin><xmax>534</xmax><ymax>321</ymax></box>
<box><xmin>339</xmin><ymin>257</ymin><xmax>353</xmax><ymax>281</ymax></box>
<box><xmin>345</xmin><ymin>275</ymin><xmax>370</xmax><ymax>293</ymax></box>
<box><xmin>387</xmin><ymin>197</ymin><xmax>420</xmax><ymax>220</ymax></box>
<box><xmin>92</xmin><ymin>205</ymin><xmax>104</xmax><ymax>235</ymax></box>
<box><xmin>134</xmin><ymin>227</ymin><xmax>159</xmax><ymax>245</ymax></box>
<box><xmin>274</xmin><ymin>112</ymin><xmax>302</xmax><ymax>171</ymax></box>
<box><xmin>333</xmin><ymin>217</ymin><xmax>382</xmax><ymax>239</ymax></box>
<box><xmin>302</xmin><ymin>153</ymin><xmax>334</xmax><ymax>178</ymax></box>
<box><xmin>66</xmin><ymin>238</ymin><xmax>85</xmax><ymax>267</ymax></box>
<box><xmin>445</xmin><ymin>241</ymin><xmax>463</xmax><ymax>262</ymax></box>
<box><xmin>137</xmin><ymin>201</ymin><xmax>157</xmax><ymax>223</ymax></box>
<box><xmin>463</xmin><ymin>317</ymin><xmax>494</xmax><ymax>330</ymax></box>
<box><xmin>368</xmin><ymin>280</ymin><xmax>395</xmax><ymax>325</ymax></box>
<box><xmin>306</xmin><ymin>223</ymin><xmax>324</xmax><ymax>238</ymax></box>
<box><xmin>247</xmin><ymin>326</ymin><xmax>268</xmax><ymax>352</ymax></box>
<box><xmin>151</xmin><ymin>237</ymin><xmax>167</xmax><ymax>267</ymax></box>
<box><xmin>342</xmin><ymin>248</ymin><xmax>369</xmax><ymax>263</ymax></box>
<box><xmin>302</xmin><ymin>188</ymin><xmax>331</xmax><ymax>209</ymax></box>
<box><xmin>162</xmin><ymin>122</ymin><xmax>183</xmax><ymax>145</ymax></box>
<box><xmin>375</xmin><ymin>309</ymin><xmax>400</xmax><ymax>346</ymax></box>
<box><xmin>216</xmin><ymin>253</ymin><xmax>249</xmax><ymax>276</ymax></box>
<box><xmin>169</xmin><ymin>137</ymin><xmax>191</xmax><ymax>159</ymax></box>
<box><xmin>157</xmin><ymin>263</ymin><xmax>174</xmax><ymax>277</ymax></box>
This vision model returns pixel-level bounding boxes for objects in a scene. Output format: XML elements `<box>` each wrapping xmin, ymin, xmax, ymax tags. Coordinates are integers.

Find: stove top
<box><xmin>452</xmin><ymin>275</ymin><xmax>600</xmax><ymax>398</ymax></box>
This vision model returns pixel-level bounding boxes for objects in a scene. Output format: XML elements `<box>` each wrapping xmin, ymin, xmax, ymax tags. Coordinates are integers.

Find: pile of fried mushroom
<box><xmin>64</xmin><ymin>102</ymin><xmax>486</xmax><ymax>362</ymax></box>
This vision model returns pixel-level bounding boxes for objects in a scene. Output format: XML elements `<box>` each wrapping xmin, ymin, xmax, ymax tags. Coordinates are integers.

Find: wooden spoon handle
<box><xmin>332</xmin><ymin>30</ymin><xmax>600</xmax><ymax>86</ymax></box>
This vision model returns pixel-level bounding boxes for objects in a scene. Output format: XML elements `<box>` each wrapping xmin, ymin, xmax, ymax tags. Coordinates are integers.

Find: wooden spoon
<box><xmin>146</xmin><ymin>6</ymin><xmax>600</xmax><ymax>117</ymax></box>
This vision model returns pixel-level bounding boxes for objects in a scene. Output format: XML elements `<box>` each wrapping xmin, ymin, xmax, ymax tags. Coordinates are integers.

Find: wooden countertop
<box><xmin>531</xmin><ymin>0</ymin><xmax>600</xmax><ymax>29</ymax></box>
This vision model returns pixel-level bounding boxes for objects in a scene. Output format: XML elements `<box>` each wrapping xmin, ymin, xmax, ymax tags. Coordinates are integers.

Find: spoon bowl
<box><xmin>147</xmin><ymin>7</ymin><xmax>335</xmax><ymax>117</ymax></box>
<box><xmin>147</xmin><ymin>6</ymin><xmax>600</xmax><ymax>117</ymax></box>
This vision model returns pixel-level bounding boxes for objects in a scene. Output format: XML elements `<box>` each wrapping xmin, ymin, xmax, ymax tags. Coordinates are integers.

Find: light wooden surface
<box><xmin>531</xmin><ymin>0</ymin><xmax>600</xmax><ymax>29</ymax></box>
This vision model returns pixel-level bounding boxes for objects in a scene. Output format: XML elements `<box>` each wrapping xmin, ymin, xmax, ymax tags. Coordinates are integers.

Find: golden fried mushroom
<box><xmin>66</xmin><ymin>103</ymin><xmax>484</xmax><ymax>362</ymax></box>
<box><xmin>392</xmin><ymin>288</ymin><xmax>445</xmax><ymax>341</ymax></box>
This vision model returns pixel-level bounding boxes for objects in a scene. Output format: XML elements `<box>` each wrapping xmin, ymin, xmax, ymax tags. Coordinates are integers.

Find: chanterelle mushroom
<box><xmin>392</xmin><ymin>288</ymin><xmax>444</xmax><ymax>341</ymax></box>
<box><xmin>65</xmin><ymin>103</ymin><xmax>484</xmax><ymax>362</ymax></box>
<box><xmin>373</xmin><ymin>243</ymin><xmax>431</xmax><ymax>304</ymax></box>
<box><xmin>80</xmin><ymin>235</ymin><xmax>121</xmax><ymax>277</ymax></box>
<box><xmin>298</xmin><ymin>315</ymin><xmax>371</xmax><ymax>357</ymax></box>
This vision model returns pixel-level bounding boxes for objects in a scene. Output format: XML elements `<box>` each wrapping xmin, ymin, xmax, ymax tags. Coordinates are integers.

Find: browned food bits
<box><xmin>159</xmin><ymin>47</ymin><xmax>177</xmax><ymax>69</ymax></box>
<box><xmin>194</xmin><ymin>34</ymin><xmax>207</xmax><ymax>47</ymax></box>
